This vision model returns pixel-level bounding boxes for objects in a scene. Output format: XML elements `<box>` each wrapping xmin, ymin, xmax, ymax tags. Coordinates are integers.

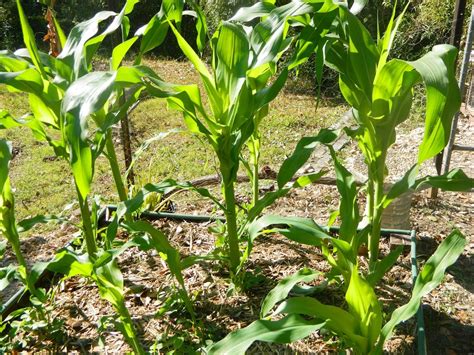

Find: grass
<box><xmin>0</xmin><ymin>59</ymin><xmax>347</xmax><ymax>224</ymax></box>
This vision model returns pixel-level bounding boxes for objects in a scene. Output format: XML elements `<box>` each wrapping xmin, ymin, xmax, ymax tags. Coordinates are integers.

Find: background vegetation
<box><xmin>0</xmin><ymin>0</ymin><xmax>459</xmax><ymax>63</ymax></box>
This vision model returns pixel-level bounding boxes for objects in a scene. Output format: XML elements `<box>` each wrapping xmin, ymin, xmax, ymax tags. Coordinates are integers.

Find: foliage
<box><xmin>208</xmin><ymin>1</ymin><xmax>473</xmax><ymax>353</ymax></box>
<box><xmin>0</xmin><ymin>0</ymin><xmax>472</xmax><ymax>353</ymax></box>
<box><xmin>0</xmin><ymin>0</ymin><xmax>202</xmax><ymax>352</ymax></box>
<box><xmin>142</xmin><ymin>0</ymin><xmax>344</xmax><ymax>285</ymax></box>
<box><xmin>209</xmin><ymin>231</ymin><xmax>466</xmax><ymax>354</ymax></box>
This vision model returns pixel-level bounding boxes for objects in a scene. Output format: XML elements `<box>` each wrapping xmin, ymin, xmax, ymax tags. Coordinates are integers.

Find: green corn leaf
<box><xmin>94</xmin><ymin>260</ymin><xmax>124</xmax><ymax>307</ymax></box>
<box><xmin>410</xmin><ymin>45</ymin><xmax>461</xmax><ymax>164</ymax></box>
<box><xmin>29</xmin><ymin>94</ymin><xmax>60</xmax><ymax>128</ymax></box>
<box><xmin>261</xmin><ymin>268</ymin><xmax>320</xmax><ymax>318</ymax></box>
<box><xmin>366</xmin><ymin>246</ymin><xmax>404</xmax><ymax>286</ymax></box>
<box><xmin>17</xmin><ymin>214</ymin><xmax>66</xmax><ymax>233</ymax></box>
<box><xmin>162</xmin><ymin>0</ymin><xmax>184</xmax><ymax>25</ymax></box>
<box><xmin>377</xmin><ymin>4</ymin><xmax>407</xmax><ymax>68</ymax></box>
<box><xmin>186</xmin><ymin>1</ymin><xmax>208</xmax><ymax>52</ymax></box>
<box><xmin>168</xmin><ymin>22</ymin><xmax>222</xmax><ymax>119</ymax></box>
<box><xmin>124</xmin><ymin>220</ymin><xmax>194</xmax><ymax>316</ymax></box>
<box><xmin>57</xmin><ymin>11</ymin><xmax>116</xmax><ymax>80</ymax></box>
<box><xmin>215</xmin><ymin>22</ymin><xmax>250</xmax><ymax>110</ymax></box>
<box><xmin>349</xmin><ymin>0</ymin><xmax>368</xmax><ymax>15</ymax></box>
<box><xmin>230</xmin><ymin>2</ymin><xmax>276</xmax><ymax>22</ymax></box>
<box><xmin>339</xmin><ymin>7</ymin><xmax>379</xmax><ymax>100</ymax></box>
<box><xmin>48</xmin><ymin>248</ymin><xmax>94</xmax><ymax>277</ymax></box>
<box><xmin>414</xmin><ymin>169</ymin><xmax>474</xmax><ymax>191</ymax></box>
<box><xmin>379</xmin><ymin>230</ymin><xmax>467</xmax><ymax>347</ymax></box>
<box><xmin>247</xmin><ymin>215</ymin><xmax>332</xmax><ymax>248</ymax></box>
<box><xmin>248</xmin><ymin>171</ymin><xmax>326</xmax><ymax>221</ymax></box>
<box><xmin>61</xmin><ymin>71</ymin><xmax>117</xmax><ymax>198</ymax></box>
<box><xmin>0</xmin><ymin>50</ymin><xmax>31</xmax><ymax>71</ymax></box>
<box><xmin>0</xmin><ymin>140</ymin><xmax>12</xmax><ymax>191</ymax></box>
<box><xmin>62</xmin><ymin>71</ymin><xmax>117</xmax><ymax>123</ymax></box>
<box><xmin>29</xmin><ymin>261</ymin><xmax>49</xmax><ymax>287</ymax></box>
<box><xmin>0</xmin><ymin>69</ymin><xmax>43</xmax><ymax>95</ymax></box>
<box><xmin>275</xmin><ymin>296</ymin><xmax>366</xmax><ymax>351</ymax></box>
<box><xmin>112</xmin><ymin>37</ymin><xmax>138</xmax><ymax>70</ymax></box>
<box><xmin>0</xmin><ymin>265</ymin><xmax>18</xmax><ymax>291</ymax></box>
<box><xmin>277</xmin><ymin>129</ymin><xmax>338</xmax><ymax>189</ymax></box>
<box><xmin>137</xmin><ymin>15</ymin><xmax>169</xmax><ymax>55</ymax></box>
<box><xmin>0</xmin><ymin>239</ymin><xmax>6</xmax><ymax>259</ymax></box>
<box><xmin>124</xmin><ymin>0</ymin><xmax>140</xmax><ymax>15</ymax></box>
<box><xmin>384</xmin><ymin>166</ymin><xmax>473</xmax><ymax>208</ymax></box>
<box><xmin>207</xmin><ymin>314</ymin><xmax>326</xmax><ymax>355</ymax></box>
<box><xmin>345</xmin><ymin>266</ymin><xmax>382</xmax><ymax>352</ymax></box>
<box><xmin>16</xmin><ymin>0</ymin><xmax>45</xmax><ymax>75</ymax></box>
<box><xmin>254</xmin><ymin>68</ymin><xmax>288</xmax><ymax>111</ymax></box>
<box><xmin>144</xmin><ymin>74</ymin><xmax>219</xmax><ymax>135</ymax></box>
<box><xmin>63</xmin><ymin>112</ymin><xmax>93</xmax><ymax>199</ymax></box>
<box><xmin>288</xmin><ymin>10</ymin><xmax>337</xmax><ymax>70</ymax></box>
<box><xmin>248</xmin><ymin>0</ymin><xmax>327</xmax><ymax>69</ymax></box>
<box><xmin>116</xmin><ymin>179</ymin><xmax>223</xmax><ymax>221</ymax></box>
<box><xmin>329</xmin><ymin>147</ymin><xmax>359</xmax><ymax>243</ymax></box>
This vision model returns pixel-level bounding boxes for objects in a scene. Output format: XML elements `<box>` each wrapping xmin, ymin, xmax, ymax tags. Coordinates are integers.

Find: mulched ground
<box><xmin>1</xmin><ymin>115</ymin><xmax>472</xmax><ymax>354</ymax></box>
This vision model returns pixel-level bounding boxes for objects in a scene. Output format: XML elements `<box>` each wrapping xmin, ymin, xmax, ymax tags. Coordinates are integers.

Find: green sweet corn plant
<box><xmin>323</xmin><ymin>5</ymin><xmax>470</xmax><ymax>269</ymax></box>
<box><xmin>207</xmin><ymin>1</ymin><xmax>473</xmax><ymax>353</ymax></box>
<box><xmin>142</xmin><ymin>0</ymin><xmax>342</xmax><ymax>284</ymax></box>
<box><xmin>0</xmin><ymin>139</ymin><xmax>47</xmax><ymax>303</ymax></box>
<box><xmin>0</xmin><ymin>1</ymin><xmax>200</xmax><ymax>352</ymax></box>
<box><xmin>208</xmin><ymin>230</ymin><xmax>466</xmax><ymax>354</ymax></box>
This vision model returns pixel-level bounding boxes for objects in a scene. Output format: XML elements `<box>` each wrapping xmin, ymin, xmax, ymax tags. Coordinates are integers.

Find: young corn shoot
<box><xmin>143</xmin><ymin>0</ymin><xmax>341</xmax><ymax>283</ymax></box>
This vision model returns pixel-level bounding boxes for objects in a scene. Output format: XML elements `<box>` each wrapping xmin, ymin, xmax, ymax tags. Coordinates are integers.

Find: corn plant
<box><xmin>323</xmin><ymin>5</ymin><xmax>468</xmax><ymax>269</ymax></box>
<box><xmin>0</xmin><ymin>1</ymin><xmax>202</xmax><ymax>351</ymax></box>
<box><xmin>0</xmin><ymin>139</ymin><xmax>47</xmax><ymax>303</ymax></box>
<box><xmin>208</xmin><ymin>230</ymin><xmax>466</xmax><ymax>354</ymax></box>
<box><xmin>207</xmin><ymin>1</ymin><xmax>473</xmax><ymax>353</ymax></box>
<box><xmin>142</xmin><ymin>0</ymin><xmax>343</xmax><ymax>284</ymax></box>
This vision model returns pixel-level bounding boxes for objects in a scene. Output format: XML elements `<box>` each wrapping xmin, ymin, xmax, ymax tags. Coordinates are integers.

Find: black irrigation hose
<box><xmin>103</xmin><ymin>205</ymin><xmax>226</xmax><ymax>223</ymax></box>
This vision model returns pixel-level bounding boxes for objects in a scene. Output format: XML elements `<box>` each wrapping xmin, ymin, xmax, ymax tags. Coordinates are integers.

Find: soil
<box><xmin>1</xmin><ymin>115</ymin><xmax>472</xmax><ymax>353</ymax></box>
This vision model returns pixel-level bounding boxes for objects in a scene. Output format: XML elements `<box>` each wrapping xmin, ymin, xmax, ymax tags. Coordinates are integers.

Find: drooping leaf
<box><xmin>0</xmin><ymin>69</ymin><xmax>43</xmax><ymax>95</ymax></box>
<box><xmin>275</xmin><ymin>296</ymin><xmax>366</xmax><ymax>351</ymax></box>
<box><xmin>277</xmin><ymin>129</ymin><xmax>338</xmax><ymax>189</ymax></box>
<box><xmin>207</xmin><ymin>314</ymin><xmax>326</xmax><ymax>355</ymax></box>
<box><xmin>247</xmin><ymin>214</ymin><xmax>332</xmax><ymax>248</ymax></box>
<box><xmin>57</xmin><ymin>11</ymin><xmax>116</xmax><ymax>80</ymax></box>
<box><xmin>411</xmin><ymin>45</ymin><xmax>461</xmax><ymax>164</ymax></box>
<box><xmin>379</xmin><ymin>230</ymin><xmax>466</xmax><ymax>346</ymax></box>
<box><xmin>48</xmin><ymin>248</ymin><xmax>94</xmax><ymax>277</ymax></box>
<box><xmin>230</xmin><ymin>2</ymin><xmax>276</xmax><ymax>22</ymax></box>
<box><xmin>17</xmin><ymin>214</ymin><xmax>65</xmax><ymax>233</ymax></box>
<box><xmin>261</xmin><ymin>268</ymin><xmax>320</xmax><ymax>317</ymax></box>
<box><xmin>0</xmin><ymin>265</ymin><xmax>18</xmax><ymax>291</ymax></box>
<box><xmin>384</xmin><ymin>166</ymin><xmax>474</xmax><ymax>208</ymax></box>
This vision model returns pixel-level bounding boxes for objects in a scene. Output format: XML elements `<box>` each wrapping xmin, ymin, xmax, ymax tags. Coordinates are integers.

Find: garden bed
<box><xmin>2</xmin><ymin>183</ymin><xmax>471</xmax><ymax>353</ymax></box>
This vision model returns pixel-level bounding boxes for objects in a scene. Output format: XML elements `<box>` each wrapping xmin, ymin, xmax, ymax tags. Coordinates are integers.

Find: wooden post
<box><xmin>108</xmin><ymin>0</ymin><xmax>135</xmax><ymax>185</ymax></box>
